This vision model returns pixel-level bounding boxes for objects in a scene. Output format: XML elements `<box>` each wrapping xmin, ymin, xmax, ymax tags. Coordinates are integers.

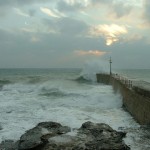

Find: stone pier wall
<box><xmin>96</xmin><ymin>74</ymin><xmax>150</xmax><ymax>125</ymax></box>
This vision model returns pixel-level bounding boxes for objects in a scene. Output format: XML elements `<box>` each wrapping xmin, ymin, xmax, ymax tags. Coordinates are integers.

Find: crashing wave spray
<box><xmin>80</xmin><ymin>60</ymin><xmax>109</xmax><ymax>82</ymax></box>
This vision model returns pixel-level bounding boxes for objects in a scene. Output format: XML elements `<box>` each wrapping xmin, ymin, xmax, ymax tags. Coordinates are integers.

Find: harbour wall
<box><xmin>96</xmin><ymin>74</ymin><xmax>150</xmax><ymax>125</ymax></box>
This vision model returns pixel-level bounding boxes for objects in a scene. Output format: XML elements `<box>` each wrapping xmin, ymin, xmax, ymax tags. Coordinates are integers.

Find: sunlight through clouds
<box><xmin>89</xmin><ymin>24</ymin><xmax>128</xmax><ymax>45</ymax></box>
<box><xmin>75</xmin><ymin>50</ymin><xmax>107</xmax><ymax>56</ymax></box>
<box><xmin>40</xmin><ymin>7</ymin><xmax>60</xmax><ymax>18</ymax></box>
<box><xmin>0</xmin><ymin>0</ymin><xmax>149</xmax><ymax>68</ymax></box>
<box><xmin>64</xmin><ymin>0</ymin><xmax>90</xmax><ymax>7</ymax></box>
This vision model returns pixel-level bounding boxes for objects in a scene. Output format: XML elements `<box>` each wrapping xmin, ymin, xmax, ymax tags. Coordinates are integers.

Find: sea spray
<box><xmin>80</xmin><ymin>60</ymin><xmax>109</xmax><ymax>82</ymax></box>
<box><xmin>0</xmin><ymin>68</ymin><xmax>149</xmax><ymax>150</ymax></box>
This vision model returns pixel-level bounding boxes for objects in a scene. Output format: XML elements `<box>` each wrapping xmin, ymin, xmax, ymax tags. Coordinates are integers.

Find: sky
<box><xmin>0</xmin><ymin>0</ymin><xmax>150</xmax><ymax>69</ymax></box>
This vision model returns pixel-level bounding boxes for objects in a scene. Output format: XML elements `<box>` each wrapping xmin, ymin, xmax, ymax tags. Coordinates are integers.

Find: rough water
<box><xmin>0</xmin><ymin>68</ymin><xmax>150</xmax><ymax>149</ymax></box>
<box><xmin>115</xmin><ymin>69</ymin><xmax>150</xmax><ymax>83</ymax></box>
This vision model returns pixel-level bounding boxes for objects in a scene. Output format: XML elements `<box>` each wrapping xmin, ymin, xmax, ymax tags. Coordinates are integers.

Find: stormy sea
<box><xmin>0</xmin><ymin>67</ymin><xmax>150</xmax><ymax>149</ymax></box>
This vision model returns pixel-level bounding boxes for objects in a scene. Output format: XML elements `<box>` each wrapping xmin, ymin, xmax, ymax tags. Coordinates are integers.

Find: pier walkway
<box><xmin>112</xmin><ymin>73</ymin><xmax>150</xmax><ymax>99</ymax></box>
<box><xmin>96</xmin><ymin>73</ymin><xmax>150</xmax><ymax>125</ymax></box>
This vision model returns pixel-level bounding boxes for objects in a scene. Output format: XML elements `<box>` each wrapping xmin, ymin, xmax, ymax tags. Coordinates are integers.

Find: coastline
<box><xmin>0</xmin><ymin>121</ymin><xmax>130</xmax><ymax>150</ymax></box>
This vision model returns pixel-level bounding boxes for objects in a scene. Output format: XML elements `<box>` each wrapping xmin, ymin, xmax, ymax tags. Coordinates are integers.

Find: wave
<box><xmin>39</xmin><ymin>87</ymin><xmax>82</xmax><ymax>98</ymax></box>
<box><xmin>27</xmin><ymin>76</ymin><xmax>42</xmax><ymax>84</ymax></box>
<box><xmin>0</xmin><ymin>79</ymin><xmax>12</xmax><ymax>91</ymax></box>
<box><xmin>40</xmin><ymin>87</ymin><xmax>67</xmax><ymax>97</ymax></box>
<box><xmin>0</xmin><ymin>79</ymin><xmax>11</xmax><ymax>85</ymax></box>
<box><xmin>74</xmin><ymin>76</ymin><xmax>93</xmax><ymax>83</ymax></box>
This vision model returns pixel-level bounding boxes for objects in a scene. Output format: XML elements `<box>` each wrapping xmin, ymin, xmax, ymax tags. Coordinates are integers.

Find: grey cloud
<box><xmin>110</xmin><ymin>38</ymin><xmax>150</xmax><ymax>69</ymax></box>
<box><xmin>57</xmin><ymin>17</ymin><xmax>88</xmax><ymax>35</ymax></box>
<box><xmin>0</xmin><ymin>0</ymin><xmax>52</xmax><ymax>18</ymax></box>
<box><xmin>0</xmin><ymin>0</ymin><xmax>14</xmax><ymax>6</ymax></box>
<box><xmin>143</xmin><ymin>0</ymin><xmax>150</xmax><ymax>24</ymax></box>
<box><xmin>43</xmin><ymin>17</ymin><xmax>88</xmax><ymax>36</ymax></box>
<box><xmin>92</xmin><ymin>0</ymin><xmax>112</xmax><ymax>4</ymax></box>
<box><xmin>0</xmin><ymin>0</ymin><xmax>149</xmax><ymax>68</ymax></box>
<box><xmin>0</xmin><ymin>7</ymin><xmax>7</xmax><ymax>17</ymax></box>
<box><xmin>28</xmin><ymin>9</ymin><xmax>36</xmax><ymax>17</ymax></box>
<box><xmin>92</xmin><ymin>0</ymin><xmax>132</xmax><ymax>18</ymax></box>
<box><xmin>0</xmin><ymin>28</ymin><xmax>107</xmax><ymax>68</ymax></box>
<box><xmin>0</xmin><ymin>0</ymin><xmax>51</xmax><ymax>6</ymax></box>
<box><xmin>57</xmin><ymin>1</ymin><xmax>85</xmax><ymax>12</ymax></box>
<box><xmin>0</xmin><ymin>27</ymin><xmax>150</xmax><ymax>68</ymax></box>
<box><xmin>57</xmin><ymin>0</ymin><xmax>111</xmax><ymax>12</ymax></box>
<box><xmin>110</xmin><ymin>2</ymin><xmax>132</xmax><ymax>18</ymax></box>
<box><xmin>0</xmin><ymin>29</ymin><xmax>15</xmax><ymax>43</ymax></box>
<box><xmin>0</xmin><ymin>0</ymin><xmax>132</xmax><ymax>19</ymax></box>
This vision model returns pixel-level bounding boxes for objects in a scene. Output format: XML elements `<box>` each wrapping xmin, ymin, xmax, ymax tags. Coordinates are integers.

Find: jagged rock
<box><xmin>18</xmin><ymin>121</ymin><xmax>71</xmax><ymax>150</ymax></box>
<box><xmin>0</xmin><ymin>121</ymin><xmax>130</xmax><ymax>150</ymax></box>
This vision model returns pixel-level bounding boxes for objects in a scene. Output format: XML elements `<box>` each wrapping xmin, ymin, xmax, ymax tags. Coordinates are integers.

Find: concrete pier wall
<box><xmin>96</xmin><ymin>74</ymin><xmax>150</xmax><ymax>125</ymax></box>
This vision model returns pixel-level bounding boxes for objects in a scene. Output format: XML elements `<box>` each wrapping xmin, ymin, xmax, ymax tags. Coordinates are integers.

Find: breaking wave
<box><xmin>74</xmin><ymin>76</ymin><xmax>92</xmax><ymax>83</ymax></box>
<box><xmin>27</xmin><ymin>76</ymin><xmax>43</xmax><ymax>84</ymax></box>
<box><xmin>78</xmin><ymin>60</ymin><xmax>108</xmax><ymax>82</ymax></box>
<box><xmin>0</xmin><ymin>79</ymin><xmax>12</xmax><ymax>91</ymax></box>
<box><xmin>40</xmin><ymin>87</ymin><xmax>67</xmax><ymax>97</ymax></box>
<box><xmin>0</xmin><ymin>79</ymin><xmax>11</xmax><ymax>85</ymax></box>
<box><xmin>39</xmin><ymin>87</ymin><xmax>82</xmax><ymax>98</ymax></box>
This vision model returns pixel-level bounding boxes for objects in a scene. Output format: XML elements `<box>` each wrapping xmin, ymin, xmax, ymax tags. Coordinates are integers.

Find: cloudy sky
<box><xmin>0</xmin><ymin>0</ymin><xmax>150</xmax><ymax>69</ymax></box>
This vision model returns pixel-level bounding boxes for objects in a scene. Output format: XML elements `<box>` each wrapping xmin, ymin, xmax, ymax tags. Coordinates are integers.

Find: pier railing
<box><xmin>112</xmin><ymin>73</ymin><xmax>132</xmax><ymax>89</ymax></box>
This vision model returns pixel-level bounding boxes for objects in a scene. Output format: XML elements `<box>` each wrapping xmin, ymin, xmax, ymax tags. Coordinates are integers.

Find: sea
<box><xmin>0</xmin><ymin>67</ymin><xmax>150</xmax><ymax>150</ymax></box>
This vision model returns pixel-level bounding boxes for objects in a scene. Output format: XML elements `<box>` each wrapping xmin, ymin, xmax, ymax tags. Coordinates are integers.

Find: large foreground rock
<box><xmin>0</xmin><ymin>121</ymin><xmax>130</xmax><ymax>150</ymax></box>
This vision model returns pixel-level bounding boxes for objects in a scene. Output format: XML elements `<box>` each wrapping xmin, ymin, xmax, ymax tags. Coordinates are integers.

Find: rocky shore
<box><xmin>0</xmin><ymin>121</ymin><xmax>130</xmax><ymax>150</ymax></box>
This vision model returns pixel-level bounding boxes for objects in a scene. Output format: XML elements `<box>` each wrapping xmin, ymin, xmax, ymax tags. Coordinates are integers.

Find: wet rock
<box><xmin>18</xmin><ymin>122</ymin><xmax>71</xmax><ymax>150</ymax></box>
<box><xmin>76</xmin><ymin>121</ymin><xmax>129</xmax><ymax>150</ymax></box>
<box><xmin>0</xmin><ymin>121</ymin><xmax>130</xmax><ymax>150</ymax></box>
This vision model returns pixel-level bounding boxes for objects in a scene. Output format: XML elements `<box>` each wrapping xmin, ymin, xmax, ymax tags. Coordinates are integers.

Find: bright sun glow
<box><xmin>90</xmin><ymin>24</ymin><xmax>128</xmax><ymax>46</ymax></box>
<box><xmin>40</xmin><ymin>7</ymin><xmax>60</xmax><ymax>18</ymax></box>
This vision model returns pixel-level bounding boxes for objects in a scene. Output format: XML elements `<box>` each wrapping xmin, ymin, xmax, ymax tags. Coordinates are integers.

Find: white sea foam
<box><xmin>0</xmin><ymin>68</ymin><xmax>149</xmax><ymax>150</ymax></box>
<box><xmin>81</xmin><ymin>60</ymin><xmax>108</xmax><ymax>82</ymax></box>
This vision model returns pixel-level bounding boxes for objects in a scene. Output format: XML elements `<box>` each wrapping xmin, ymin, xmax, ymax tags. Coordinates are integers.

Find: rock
<box><xmin>76</xmin><ymin>121</ymin><xmax>129</xmax><ymax>150</ymax></box>
<box><xmin>0</xmin><ymin>121</ymin><xmax>130</xmax><ymax>150</ymax></box>
<box><xmin>18</xmin><ymin>121</ymin><xmax>71</xmax><ymax>150</ymax></box>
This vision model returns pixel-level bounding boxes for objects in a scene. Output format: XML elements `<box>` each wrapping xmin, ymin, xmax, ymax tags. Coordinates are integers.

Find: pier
<box><xmin>96</xmin><ymin>73</ymin><xmax>150</xmax><ymax>125</ymax></box>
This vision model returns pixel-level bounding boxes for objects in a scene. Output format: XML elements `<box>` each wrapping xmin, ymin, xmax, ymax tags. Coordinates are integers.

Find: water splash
<box><xmin>80</xmin><ymin>60</ymin><xmax>109</xmax><ymax>82</ymax></box>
